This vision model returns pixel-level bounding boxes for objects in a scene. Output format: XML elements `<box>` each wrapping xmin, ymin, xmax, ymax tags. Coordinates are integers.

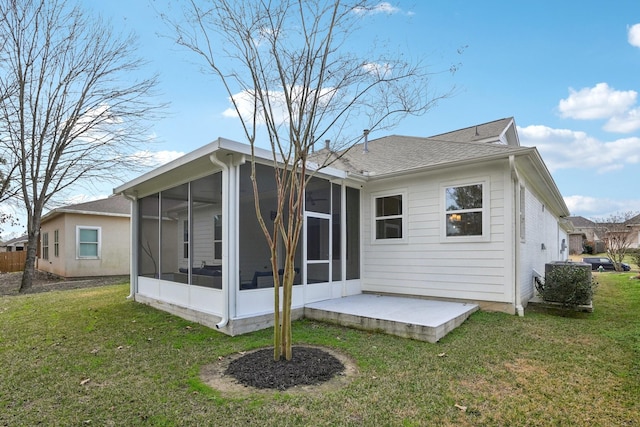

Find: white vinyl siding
<box><xmin>361</xmin><ymin>162</ymin><xmax>509</xmax><ymax>304</ymax></box>
<box><xmin>518</xmin><ymin>186</ymin><xmax>568</xmax><ymax>303</ymax></box>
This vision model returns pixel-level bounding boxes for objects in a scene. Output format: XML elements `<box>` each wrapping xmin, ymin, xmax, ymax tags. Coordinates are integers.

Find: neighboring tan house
<box><xmin>38</xmin><ymin>195</ymin><xmax>131</xmax><ymax>277</ymax></box>
<box><xmin>115</xmin><ymin>117</ymin><xmax>571</xmax><ymax>336</ymax></box>
<box><xmin>0</xmin><ymin>235</ymin><xmax>28</xmax><ymax>252</ymax></box>
<box><xmin>566</xmin><ymin>214</ymin><xmax>640</xmax><ymax>254</ymax></box>
<box><xmin>566</xmin><ymin>216</ymin><xmax>596</xmax><ymax>254</ymax></box>
<box><xmin>626</xmin><ymin>214</ymin><xmax>640</xmax><ymax>248</ymax></box>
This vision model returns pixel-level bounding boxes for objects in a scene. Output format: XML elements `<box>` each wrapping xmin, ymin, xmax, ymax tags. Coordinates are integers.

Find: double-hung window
<box><xmin>42</xmin><ymin>232</ymin><xmax>49</xmax><ymax>260</ymax></box>
<box><xmin>77</xmin><ymin>226</ymin><xmax>101</xmax><ymax>259</ymax></box>
<box><xmin>374</xmin><ymin>193</ymin><xmax>404</xmax><ymax>240</ymax></box>
<box><xmin>54</xmin><ymin>229</ymin><xmax>59</xmax><ymax>257</ymax></box>
<box><xmin>443</xmin><ymin>181</ymin><xmax>488</xmax><ymax>240</ymax></box>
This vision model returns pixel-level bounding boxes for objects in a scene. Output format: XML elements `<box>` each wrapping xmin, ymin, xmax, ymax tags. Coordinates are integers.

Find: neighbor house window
<box><xmin>444</xmin><ymin>182</ymin><xmax>486</xmax><ymax>238</ymax></box>
<box><xmin>77</xmin><ymin>226</ymin><xmax>101</xmax><ymax>259</ymax></box>
<box><xmin>374</xmin><ymin>193</ymin><xmax>404</xmax><ymax>240</ymax></box>
<box><xmin>54</xmin><ymin>229</ymin><xmax>59</xmax><ymax>257</ymax></box>
<box><xmin>42</xmin><ymin>232</ymin><xmax>49</xmax><ymax>260</ymax></box>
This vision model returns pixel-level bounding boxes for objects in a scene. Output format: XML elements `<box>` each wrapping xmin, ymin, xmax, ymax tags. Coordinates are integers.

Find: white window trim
<box><xmin>371</xmin><ymin>190</ymin><xmax>407</xmax><ymax>244</ymax></box>
<box><xmin>440</xmin><ymin>179</ymin><xmax>490</xmax><ymax>243</ymax></box>
<box><xmin>76</xmin><ymin>226</ymin><xmax>101</xmax><ymax>259</ymax></box>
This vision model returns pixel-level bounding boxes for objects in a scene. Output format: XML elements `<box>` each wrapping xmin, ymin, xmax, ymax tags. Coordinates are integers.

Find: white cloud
<box><xmin>628</xmin><ymin>23</ymin><xmax>640</xmax><ymax>48</ymax></box>
<box><xmin>222</xmin><ymin>87</ymin><xmax>334</xmax><ymax>127</ymax></box>
<box><xmin>362</xmin><ymin>62</ymin><xmax>391</xmax><ymax>78</ymax></box>
<box><xmin>518</xmin><ymin>124</ymin><xmax>640</xmax><ymax>173</ymax></box>
<box><xmin>352</xmin><ymin>2</ymin><xmax>401</xmax><ymax>16</ymax></box>
<box><xmin>557</xmin><ymin>83</ymin><xmax>637</xmax><ymax>120</ymax></box>
<box><xmin>603</xmin><ymin>107</ymin><xmax>640</xmax><ymax>133</ymax></box>
<box><xmin>131</xmin><ymin>150</ymin><xmax>184</xmax><ymax>168</ymax></box>
<box><xmin>564</xmin><ymin>195</ymin><xmax>640</xmax><ymax>218</ymax></box>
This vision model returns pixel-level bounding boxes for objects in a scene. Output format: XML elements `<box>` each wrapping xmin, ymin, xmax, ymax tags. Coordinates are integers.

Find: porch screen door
<box><xmin>305</xmin><ymin>214</ymin><xmax>330</xmax><ymax>284</ymax></box>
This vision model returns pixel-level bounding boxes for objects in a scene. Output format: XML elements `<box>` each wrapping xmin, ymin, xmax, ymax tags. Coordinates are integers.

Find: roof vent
<box><xmin>474</xmin><ymin>125</ymin><xmax>479</xmax><ymax>136</ymax></box>
<box><xmin>363</xmin><ymin>129</ymin><xmax>370</xmax><ymax>153</ymax></box>
<box><xmin>325</xmin><ymin>139</ymin><xmax>330</xmax><ymax>150</ymax></box>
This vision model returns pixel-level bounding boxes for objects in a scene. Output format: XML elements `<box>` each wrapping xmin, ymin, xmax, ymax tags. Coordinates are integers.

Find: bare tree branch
<box><xmin>165</xmin><ymin>0</ymin><xmax>453</xmax><ymax>361</ymax></box>
<box><xmin>0</xmin><ymin>0</ymin><xmax>163</xmax><ymax>291</ymax></box>
<box><xmin>592</xmin><ymin>211</ymin><xmax>639</xmax><ymax>271</ymax></box>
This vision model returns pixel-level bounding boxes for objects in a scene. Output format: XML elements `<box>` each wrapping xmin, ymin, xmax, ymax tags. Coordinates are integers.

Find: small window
<box><xmin>54</xmin><ymin>229</ymin><xmax>59</xmax><ymax>257</ymax></box>
<box><xmin>374</xmin><ymin>194</ymin><xmax>403</xmax><ymax>240</ymax></box>
<box><xmin>42</xmin><ymin>232</ymin><xmax>49</xmax><ymax>260</ymax></box>
<box><xmin>77</xmin><ymin>226</ymin><xmax>100</xmax><ymax>259</ymax></box>
<box><xmin>444</xmin><ymin>183</ymin><xmax>485</xmax><ymax>238</ymax></box>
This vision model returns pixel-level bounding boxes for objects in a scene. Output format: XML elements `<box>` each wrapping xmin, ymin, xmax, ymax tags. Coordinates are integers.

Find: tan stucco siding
<box><xmin>40</xmin><ymin>213</ymin><xmax>130</xmax><ymax>277</ymax></box>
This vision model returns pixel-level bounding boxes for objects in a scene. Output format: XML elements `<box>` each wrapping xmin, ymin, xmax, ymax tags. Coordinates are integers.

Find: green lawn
<box><xmin>1</xmin><ymin>274</ymin><xmax>639</xmax><ymax>426</ymax></box>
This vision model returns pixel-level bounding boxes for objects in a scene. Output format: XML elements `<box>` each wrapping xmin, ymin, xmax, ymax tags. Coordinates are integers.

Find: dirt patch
<box><xmin>0</xmin><ymin>271</ymin><xmax>129</xmax><ymax>296</ymax></box>
<box><xmin>200</xmin><ymin>345</ymin><xmax>357</xmax><ymax>396</ymax></box>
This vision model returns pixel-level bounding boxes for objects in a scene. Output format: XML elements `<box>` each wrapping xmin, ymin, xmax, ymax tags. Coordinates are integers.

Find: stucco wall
<box><xmin>40</xmin><ymin>213</ymin><xmax>130</xmax><ymax>277</ymax></box>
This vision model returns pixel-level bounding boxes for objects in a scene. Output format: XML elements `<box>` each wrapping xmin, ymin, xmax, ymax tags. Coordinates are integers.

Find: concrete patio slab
<box><xmin>304</xmin><ymin>294</ymin><xmax>479</xmax><ymax>343</ymax></box>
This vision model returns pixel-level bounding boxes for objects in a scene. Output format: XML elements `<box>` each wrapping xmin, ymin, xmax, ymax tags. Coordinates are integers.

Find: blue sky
<box><xmin>2</xmin><ymin>1</ymin><xmax>640</xmax><ymax>237</ymax></box>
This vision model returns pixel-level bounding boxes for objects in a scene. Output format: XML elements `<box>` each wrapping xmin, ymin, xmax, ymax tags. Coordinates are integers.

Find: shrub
<box><xmin>631</xmin><ymin>252</ymin><xmax>640</xmax><ymax>270</ymax></box>
<box><xmin>537</xmin><ymin>264</ymin><xmax>597</xmax><ymax>308</ymax></box>
<box><xmin>583</xmin><ymin>241</ymin><xmax>594</xmax><ymax>255</ymax></box>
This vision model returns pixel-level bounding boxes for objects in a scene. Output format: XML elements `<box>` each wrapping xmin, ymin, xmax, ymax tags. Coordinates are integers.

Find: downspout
<box><xmin>122</xmin><ymin>192</ymin><xmax>138</xmax><ymax>300</ymax></box>
<box><xmin>209</xmin><ymin>152</ymin><xmax>230</xmax><ymax>329</ymax></box>
<box><xmin>510</xmin><ymin>155</ymin><xmax>524</xmax><ymax>316</ymax></box>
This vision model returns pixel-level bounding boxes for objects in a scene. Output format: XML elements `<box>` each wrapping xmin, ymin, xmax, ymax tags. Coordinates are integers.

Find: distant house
<box><xmin>38</xmin><ymin>195</ymin><xmax>131</xmax><ymax>277</ymax></box>
<box><xmin>0</xmin><ymin>235</ymin><xmax>28</xmax><ymax>252</ymax></box>
<box><xmin>115</xmin><ymin>117</ymin><xmax>571</xmax><ymax>336</ymax></box>
<box><xmin>626</xmin><ymin>214</ymin><xmax>640</xmax><ymax>249</ymax></box>
<box><xmin>566</xmin><ymin>214</ymin><xmax>640</xmax><ymax>254</ymax></box>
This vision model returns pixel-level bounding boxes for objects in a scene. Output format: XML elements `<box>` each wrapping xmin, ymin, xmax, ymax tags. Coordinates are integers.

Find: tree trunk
<box><xmin>19</xmin><ymin>228</ymin><xmax>39</xmax><ymax>292</ymax></box>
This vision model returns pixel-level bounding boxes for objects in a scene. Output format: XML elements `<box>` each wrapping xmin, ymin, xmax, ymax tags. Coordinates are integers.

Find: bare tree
<box><xmin>0</xmin><ymin>0</ymin><xmax>162</xmax><ymax>291</ymax></box>
<box><xmin>592</xmin><ymin>211</ymin><xmax>639</xmax><ymax>271</ymax></box>
<box><xmin>168</xmin><ymin>0</ymin><xmax>451</xmax><ymax>360</ymax></box>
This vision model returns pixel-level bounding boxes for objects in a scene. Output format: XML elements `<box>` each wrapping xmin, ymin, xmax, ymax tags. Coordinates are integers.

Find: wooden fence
<box><xmin>0</xmin><ymin>251</ymin><xmax>27</xmax><ymax>273</ymax></box>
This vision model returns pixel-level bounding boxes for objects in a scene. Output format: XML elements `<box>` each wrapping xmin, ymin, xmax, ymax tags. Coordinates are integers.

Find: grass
<box><xmin>1</xmin><ymin>274</ymin><xmax>639</xmax><ymax>426</ymax></box>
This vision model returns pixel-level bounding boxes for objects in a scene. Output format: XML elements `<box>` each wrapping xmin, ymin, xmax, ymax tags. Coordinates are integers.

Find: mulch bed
<box><xmin>226</xmin><ymin>346</ymin><xmax>345</xmax><ymax>390</ymax></box>
<box><xmin>1</xmin><ymin>271</ymin><xmax>353</xmax><ymax>393</ymax></box>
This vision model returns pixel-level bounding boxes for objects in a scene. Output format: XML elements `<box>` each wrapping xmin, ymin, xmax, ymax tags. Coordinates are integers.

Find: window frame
<box><xmin>76</xmin><ymin>226</ymin><xmax>101</xmax><ymax>259</ymax></box>
<box><xmin>42</xmin><ymin>232</ymin><xmax>49</xmax><ymax>260</ymax></box>
<box><xmin>54</xmin><ymin>229</ymin><xmax>59</xmax><ymax>257</ymax></box>
<box><xmin>372</xmin><ymin>190</ymin><xmax>407</xmax><ymax>243</ymax></box>
<box><xmin>440</xmin><ymin>179</ymin><xmax>490</xmax><ymax>242</ymax></box>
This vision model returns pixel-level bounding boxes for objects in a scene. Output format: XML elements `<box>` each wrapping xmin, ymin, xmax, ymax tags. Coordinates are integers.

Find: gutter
<box><xmin>510</xmin><ymin>155</ymin><xmax>524</xmax><ymax>317</ymax></box>
<box><xmin>209</xmin><ymin>152</ymin><xmax>230</xmax><ymax>329</ymax></box>
<box><xmin>122</xmin><ymin>192</ymin><xmax>138</xmax><ymax>300</ymax></box>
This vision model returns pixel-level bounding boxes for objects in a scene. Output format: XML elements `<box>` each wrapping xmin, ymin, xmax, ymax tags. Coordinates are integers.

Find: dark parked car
<box><xmin>582</xmin><ymin>257</ymin><xmax>631</xmax><ymax>271</ymax></box>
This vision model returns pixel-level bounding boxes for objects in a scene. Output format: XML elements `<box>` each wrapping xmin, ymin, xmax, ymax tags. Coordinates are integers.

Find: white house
<box><xmin>115</xmin><ymin>117</ymin><xmax>571</xmax><ymax>336</ymax></box>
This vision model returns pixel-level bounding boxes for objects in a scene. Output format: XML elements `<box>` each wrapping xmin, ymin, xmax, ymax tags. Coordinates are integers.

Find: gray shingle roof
<box><xmin>42</xmin><ymin>194</ymin><xmax>130</xmax><ymax>222</ymax></box>
<box><xmin>61</xmin><ymin>194</ymin><xmax>130</xmax><ymax>215</ymax></box>
<box><xmin>566</xmin><ymin>216</ymin><xmax>595</xmax><ymax>228</ymax></box>
<box><xmin>315</xmin><ymin>117</ymin><xmax>530</xmax><ymax>177</ymax></box>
